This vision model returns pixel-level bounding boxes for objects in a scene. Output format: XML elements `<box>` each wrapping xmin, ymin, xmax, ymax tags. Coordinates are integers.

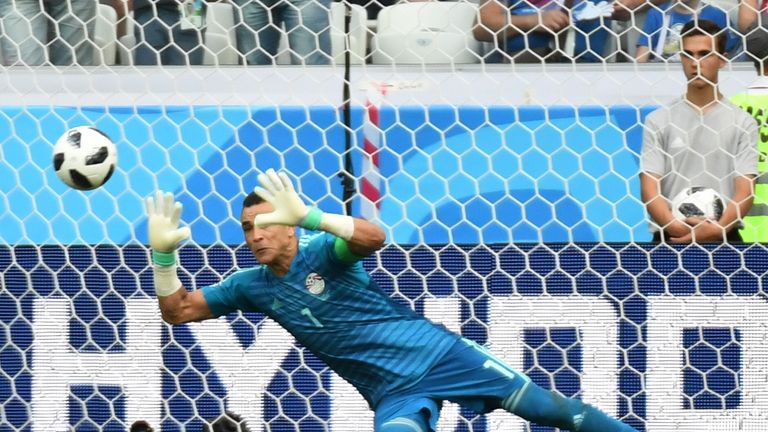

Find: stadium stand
<box><xmin>115</xmin><ymin>2</ymin><xmax>237</xmax><ymax>66</ymax></box>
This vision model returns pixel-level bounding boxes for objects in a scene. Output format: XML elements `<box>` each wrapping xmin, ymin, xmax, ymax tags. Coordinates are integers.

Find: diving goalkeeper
<box><xmin>146</xmin><ymin>169</ymin><xmax>638</xmax><ymax>432</ymax></box>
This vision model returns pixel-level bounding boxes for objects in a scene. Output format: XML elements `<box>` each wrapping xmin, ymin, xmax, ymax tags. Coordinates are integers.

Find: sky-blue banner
<box><xmin>0</xmin><ymin>104</ymin><xmax>656</xmax><ymax>245</ymax></box>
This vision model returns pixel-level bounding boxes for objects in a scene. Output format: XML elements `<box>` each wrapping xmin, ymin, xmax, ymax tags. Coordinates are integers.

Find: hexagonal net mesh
<box><xmin>0</xmin><ymin>0</ymin><xmax>767</xmax><ymax>431</ymax></box>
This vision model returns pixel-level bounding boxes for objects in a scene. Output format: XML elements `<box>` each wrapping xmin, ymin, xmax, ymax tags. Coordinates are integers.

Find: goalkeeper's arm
<box><xmin>253</xmin><ymin>169</ymin><xmax>386</xmax><ymax>258</ymax></box>
<box><xmin>336</xmin><ymin>216</ymin><xmax>386</xmax><ymax>258</ymax></box>
<box><xmin>146</xmin><ymin>191</ymin><xmax>214</xmax><ymax>324</ymax></box>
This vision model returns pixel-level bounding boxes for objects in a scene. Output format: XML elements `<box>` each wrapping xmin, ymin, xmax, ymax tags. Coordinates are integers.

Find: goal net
<box><xmin>0</xmin><ymin>1</ymin><xmax>766</xmax><ymax>431</ymax></box>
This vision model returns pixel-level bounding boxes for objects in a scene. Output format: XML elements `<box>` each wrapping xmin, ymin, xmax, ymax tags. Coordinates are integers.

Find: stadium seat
<box><xmin>94</xmin><ymin>3</ymin><xmax>118</xmax><ymax>65</ymax></box>
<box><xmin>275</xmin><ymin>2</ymin><xmax>367</xmax><ymax>65</ymax></box>
<box><xmin>371</xmin><ymin>1</ymin><xmax>481</xmax><ymax>65</ymax></box>
<box><xmin>602</xmin><ymin>22</ymin><xmax>621</xmax><ymax>63</ymax></box>
<box><xmin>116</xmin><ymin>12</ymin><xmax>136</xmax><ymax>65</ymax></box>
<box><xmin>330</xmin><ymin>2</ymin><xmax>368</xmax><ymax>64</ymax></box>
<box><xmin>116</xmin><ymin>4</ymin><xmax>238</xmax><ymax>66</ymax></box>
<box><xmin>202</xmin><ymin>2</ymin><xmax>238</xmax><ymax>65</ymax></box>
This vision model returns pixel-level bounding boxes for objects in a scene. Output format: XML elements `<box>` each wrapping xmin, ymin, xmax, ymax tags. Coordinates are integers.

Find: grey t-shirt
<box><xmin>640</xmin><ymin>97</ymin><xmax>759</xmax><ymax>228</ymax></box>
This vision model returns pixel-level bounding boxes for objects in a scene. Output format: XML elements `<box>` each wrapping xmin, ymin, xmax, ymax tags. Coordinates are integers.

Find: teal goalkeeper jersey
<box><xmin>201</xmin><ymin>233</ymin><xmax>461</xmax><ymax>407</ymax></box>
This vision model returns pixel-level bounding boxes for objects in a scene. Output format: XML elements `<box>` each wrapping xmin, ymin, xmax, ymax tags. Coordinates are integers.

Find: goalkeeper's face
<box><xmin>241</xmin><ymin>202</ymin><xmax>296</xmax><ymax>265</ymax></box>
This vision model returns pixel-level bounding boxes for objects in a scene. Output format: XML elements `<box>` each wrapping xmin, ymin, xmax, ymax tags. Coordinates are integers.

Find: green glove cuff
<box><xmin>152</xmin><ymin>250</ymin><xmax>177</xmax><ymax>267</ymax></box>
<box><xmin>301</xmin><ymin>208</ymin><xmax>324</xmax><ymax>231</ymax></box>
<box><xmin>334</xmin><ymin>237</ymin><xmax>363</xmax><ymax>263</ymax></box>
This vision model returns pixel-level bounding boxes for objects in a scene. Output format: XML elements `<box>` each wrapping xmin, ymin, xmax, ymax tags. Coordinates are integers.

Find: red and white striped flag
<box><xmin>360</xmin><ymin>84</ymin><xmax>387</xmax><ymax>221</ymax></box>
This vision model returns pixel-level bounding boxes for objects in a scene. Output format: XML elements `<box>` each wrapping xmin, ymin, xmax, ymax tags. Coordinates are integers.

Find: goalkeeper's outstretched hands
<box><xmin>252</xmin><ymin>169</ymin><xmax>310</xmax><ymax>228</ymax></box>
<box><xmin>145</xmin><ymin>191</ymin><xmax>190</xmax><ymax>298</ymax></box>
<box><xmin>251</xmin><ymin>169</ymin><xmax>385</xmax><ymax>256</ymax></box>
<box><xmin>146</xmin><ymin>191</ymin><xmax>191</xmax><ymax>253</ymax></box>
<box><xmin>253</xmin><ymin>168</ymin><xmax>355</xmax><ymax>240</ymax></box>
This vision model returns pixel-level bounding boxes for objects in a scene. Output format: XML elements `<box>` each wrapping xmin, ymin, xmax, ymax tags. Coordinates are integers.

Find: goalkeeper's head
<box><xmin>240</xmin><ymin>191</ymin><xmax>297</xmax><ymax>266</ymax></box>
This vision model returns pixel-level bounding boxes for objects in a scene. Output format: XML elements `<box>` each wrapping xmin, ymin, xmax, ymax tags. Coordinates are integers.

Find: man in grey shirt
<box><xmin>640</xmin><ymin>19</ymin><xmax>759</xmax><ymax>243</ymax></box>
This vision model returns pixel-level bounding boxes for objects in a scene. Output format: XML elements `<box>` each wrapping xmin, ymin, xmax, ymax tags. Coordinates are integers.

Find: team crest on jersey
<box><xmin>305</xmin><ymin>273</ymin><xmax>326</xmax><ymax>295</ymax></box>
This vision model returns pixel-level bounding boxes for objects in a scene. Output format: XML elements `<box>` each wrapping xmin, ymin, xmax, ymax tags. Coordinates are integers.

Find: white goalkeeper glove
<box><xmin>146</xmin><ymin>191</ymin><xmax>191</xmax><ymax>255</ymax></box>
<box><xmin>253</xmin><ymin>169</ymin><xmax>310</xmax><ymax>227</ymax></box>
<box><xmin>253</xmin><ymin>168</ymin><xmax>354</xmax><ymax>240</ymax></box>
<box><xmin>145</xmin><ymin>191</ymin><xmax>190</xmax><ymax>296</ymax></box>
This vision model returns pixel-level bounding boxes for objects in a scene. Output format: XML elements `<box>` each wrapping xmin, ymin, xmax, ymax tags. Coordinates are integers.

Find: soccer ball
<box><xmin>671</xmin><ymin>187</ymin><xmax>725</xmax><ymax>220</ymax></box>
<box><xmin>53</xmin><ymin>126</ymin><xmax>117</xmax><ymax>190</ymax></box>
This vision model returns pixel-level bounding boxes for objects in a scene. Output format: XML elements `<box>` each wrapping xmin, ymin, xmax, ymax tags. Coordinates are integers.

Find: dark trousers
<box><xmin>652</xmin><ymin>229</ymin><xmax>744</xmax><ymax>243</ymax></box>
<box><xmin>134</xmin><ymin>5</ymin><xmax>205</xmax><ymax>66</ymax></box>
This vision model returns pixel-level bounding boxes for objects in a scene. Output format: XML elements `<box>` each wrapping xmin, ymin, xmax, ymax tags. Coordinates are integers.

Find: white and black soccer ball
<box><xmin>53</xmin><ymin>126</ymin><xmax>117</xmax><ymax>190</ymax></box>
<box><xmin>671</xmin><ymin>187</ymin><xmax>725</xmax><ymax>220</ymax></box>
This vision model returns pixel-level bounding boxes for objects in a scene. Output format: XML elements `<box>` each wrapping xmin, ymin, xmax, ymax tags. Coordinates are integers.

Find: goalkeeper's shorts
<box><xmin>374</xmin><ymin>337</ymin><xmax>529</xmax><ymax>432</ymax></box>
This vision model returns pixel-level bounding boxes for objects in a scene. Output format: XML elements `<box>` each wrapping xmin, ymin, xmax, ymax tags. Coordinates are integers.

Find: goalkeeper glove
<box><xmin>253</xmin><ymin>169</ymin><xmax>354</xmax><ymax>240</ymax></box>
<box><xmin>145</xmin><ymin>191</ymin><xmax>190</xmax><ymax>296</ymax></box>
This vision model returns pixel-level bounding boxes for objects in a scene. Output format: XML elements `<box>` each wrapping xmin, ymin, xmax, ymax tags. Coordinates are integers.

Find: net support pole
<box><xmin>339</xmin><ymin>0</ymin><xmax>356</xmax><ymax>216</ymax></box>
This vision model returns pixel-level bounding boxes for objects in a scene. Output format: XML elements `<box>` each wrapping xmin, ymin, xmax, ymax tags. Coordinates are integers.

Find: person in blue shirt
<box><xmin>635</xmin><ymin>0</ymin><xmax>735</xmax><ymax>62</ymax></box>
<box><xmin>145</xmin><ymin>168</ymin><xmax>638</xmax><ymax>432</ymax></box>
<box><xmin>474</xmin><ymin>0</ymin><xmax>613</xmax><ymax>63</ymax></box>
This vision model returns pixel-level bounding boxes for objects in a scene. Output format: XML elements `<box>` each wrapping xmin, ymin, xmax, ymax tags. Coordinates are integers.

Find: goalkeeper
<box><xmin>146</xmin><ymin>168</ymin><xmax>638</xmax><ymax>432</ymax></box>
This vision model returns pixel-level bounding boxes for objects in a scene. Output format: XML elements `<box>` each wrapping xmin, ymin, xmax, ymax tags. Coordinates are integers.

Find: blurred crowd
<box><xmin>0</xmin><ymin>0</ymin><xmax>764</xmax><ymax>66</ymax></box>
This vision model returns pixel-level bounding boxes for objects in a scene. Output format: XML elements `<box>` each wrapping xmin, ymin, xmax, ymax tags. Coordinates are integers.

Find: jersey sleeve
<box><xmin>201</xmin><ymin>269</ymin><xmax>258</xmax><ymax>317</ymax></box>
<box><xmin>734</xmin><ymin>112</ymin><xmax>760</xmax><ymax>177</ymax></box>
<box><xmin>305</xmin><ymin>232</ymin><xmax>364</xmax><ymax>265</ymax></box>
<box><xmin>640</xmin><ymin>110</ymin><xmax>666</xmax><ymax>176</ymax></box>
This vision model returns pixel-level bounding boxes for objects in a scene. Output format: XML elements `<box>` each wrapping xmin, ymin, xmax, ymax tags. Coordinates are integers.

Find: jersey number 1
<box><xmin>464</xmin><ymin>338</ymin><xmax>518</xmax><ymax>379</ymax></box>
<box><xmin>301</xmin><ymin>307</ymin><xmax>324</xmax><ymax>328</ymax></box>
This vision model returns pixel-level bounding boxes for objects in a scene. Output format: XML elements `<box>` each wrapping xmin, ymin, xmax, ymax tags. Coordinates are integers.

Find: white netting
<box><xmin>0</xmin><ymin>0</ymin><xmax>767</xmax><ymax>431</ymax></box>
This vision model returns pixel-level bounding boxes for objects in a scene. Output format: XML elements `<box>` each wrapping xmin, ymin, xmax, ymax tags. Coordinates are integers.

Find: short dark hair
<box><xmin>242</xmin><ymin>191</ymin><xmax>265</xmax><ymax>208</ymax></box>
<box><xmin>681</xmin><ymin>19</ymin><xmax>727</xmax><ymax>54</ymax></box>
<box><xmin>130</xmin><ymin>421</ymin><xmax>154</xmax><ymax>432</ymax></box>
<box><xmin>203</xmin><ymin>411</ymin><xmax>250</xmax><ymax>432</ymax></box>
<box><xmin>745</xmin><ymin>25</ymin><xmax>768</xmax><ymax>74</ymax></box>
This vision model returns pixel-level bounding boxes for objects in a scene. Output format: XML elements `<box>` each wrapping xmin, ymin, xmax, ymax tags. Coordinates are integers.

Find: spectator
<box><xmin>112</xmin><ymin>0</ymin><xmax>206</xmax><ymax>65</ymax></box>
<box><xmin>640</xmin><ymin>20</ymin><xmax>758</xmax><ymax>243</ymax></box>
<box><xmin>635</xmin><ymin>0</ymin><xmax>735</xmax><ymax>62</ymax></box>
<box><xmin>731</xmin><ymin>22</ymin><xmax>768</xmax><ymax>241</ymax></box>
<box><xmin>231</xmin><ymin>0</ymin><xmax>332</xmax><ymax>65</ymax></box>
<box><xmin>738</xmin><ymin>0</ymin><xmax>766</xmax><ymax>31</ymax></box>
<box><xmin>204</xmin><ymin>411</ymin><xmax>251</xmax><ymax>432</ymax></box>
<box><xmin>129</xmin><ymin>420</ymin><xmax>155</xmax><ymax>432</ymax></box>
<box><xmin>0</xmin><ymin>0</ymin><xmax>97</xmax><ymax>66</ymax></box>
<box><xmin>609</xmin><ymin>0</ymin><xmax>674</xmax><ymax>62</ymax></box>
<box><xmin>474</xmin><ymin>0</ymin><xmax>613</xmax><ymax>63</ymax></box>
